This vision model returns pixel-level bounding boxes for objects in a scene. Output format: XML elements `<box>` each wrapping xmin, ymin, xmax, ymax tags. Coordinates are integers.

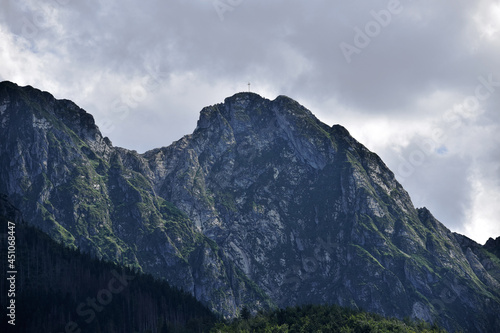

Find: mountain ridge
<box><xmin>1</xmin><ymin>81</ymin><xmax>499</xmax><ymax>332</ymax></box>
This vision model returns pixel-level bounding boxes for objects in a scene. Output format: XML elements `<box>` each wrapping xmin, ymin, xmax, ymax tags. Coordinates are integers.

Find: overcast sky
<box><xmin>1</xmin><ymin>0</ymin><xmax>499</xmax><ymax>244</ymax></box>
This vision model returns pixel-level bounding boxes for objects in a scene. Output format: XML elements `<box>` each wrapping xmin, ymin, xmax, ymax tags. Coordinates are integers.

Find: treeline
<box><xmin>0</xmin><ymin>212</ymin><xmax>217</xmax><ymax>333</ymax></box>
<box><xmin>211</xmin><ymin>304</ymin><xmax>448</xmax><ymax>333</ymax></box>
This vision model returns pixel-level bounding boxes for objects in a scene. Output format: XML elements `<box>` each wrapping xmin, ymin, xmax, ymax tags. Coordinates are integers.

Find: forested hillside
<box><xmin>211</xmin><ymin>304</ymin><xmax>447</xmax><ymax>333</ymax></box>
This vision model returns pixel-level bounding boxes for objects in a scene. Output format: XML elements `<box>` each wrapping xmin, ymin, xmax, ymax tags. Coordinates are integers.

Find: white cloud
<box><xmin>473</xmin><ymin>0</ymin><xmax>500</xmax><ymax>40</ymax></box>
<box><xmin>464</xmin><ymin>165</ymin><xmax>500</xmax><ymax>243</ymax></box>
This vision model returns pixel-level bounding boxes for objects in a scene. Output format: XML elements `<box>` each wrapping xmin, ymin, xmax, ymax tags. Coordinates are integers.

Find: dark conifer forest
<box><xmin>211</xmin><ymin>304</ymin><xmax>447</xmax><ymax>332</ymax></box>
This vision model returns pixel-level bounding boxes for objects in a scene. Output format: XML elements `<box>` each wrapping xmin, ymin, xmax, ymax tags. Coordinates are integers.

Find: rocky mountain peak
<box><xmin>0</xmin><ymin>81</ymin><xmax>110</xmax><ymax>150</ymax></box>
<box><xmin>192</xmin><ymin>92</ymin><xmax>348</xmax><ymax>174</ymax></box>
<box><xmin>484</xmin><ymin>236</ymin><xmax>500</xmax><ymax>258</ymax></box>
<box><xmin>197</xmin><ymin>92</ymin><xmax>320</xmax><ymax>133</ymax></box>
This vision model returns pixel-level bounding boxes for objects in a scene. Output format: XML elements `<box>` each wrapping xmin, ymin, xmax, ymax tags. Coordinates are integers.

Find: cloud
<box><xmin>1</xmin><ymin>0</ymin><xmax>499</xmax><ymax>243</ymax></box>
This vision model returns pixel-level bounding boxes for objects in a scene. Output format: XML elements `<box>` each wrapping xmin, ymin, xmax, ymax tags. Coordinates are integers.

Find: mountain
<box><xmin>1</xmin><ymin>81</ymin><xmax>499</xmax><ymax>332</ymax></box>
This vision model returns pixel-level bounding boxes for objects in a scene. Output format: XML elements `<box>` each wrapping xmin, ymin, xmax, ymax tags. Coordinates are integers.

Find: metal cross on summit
<box><xmin>248</xmin><ymin>82</ymin><xmax>250</xmax><ymax>92</ymax></box>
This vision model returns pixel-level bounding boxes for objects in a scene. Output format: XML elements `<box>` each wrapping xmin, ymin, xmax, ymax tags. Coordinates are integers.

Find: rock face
<box><xmin>484</xmin><ymin>236</ymin><xmax>500</xmax><ymax>259</ymax></box>
<box><xmin>1</xmin><ymin>81</ymin><xmax>499</xmax><ymax>332</ymax></box>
